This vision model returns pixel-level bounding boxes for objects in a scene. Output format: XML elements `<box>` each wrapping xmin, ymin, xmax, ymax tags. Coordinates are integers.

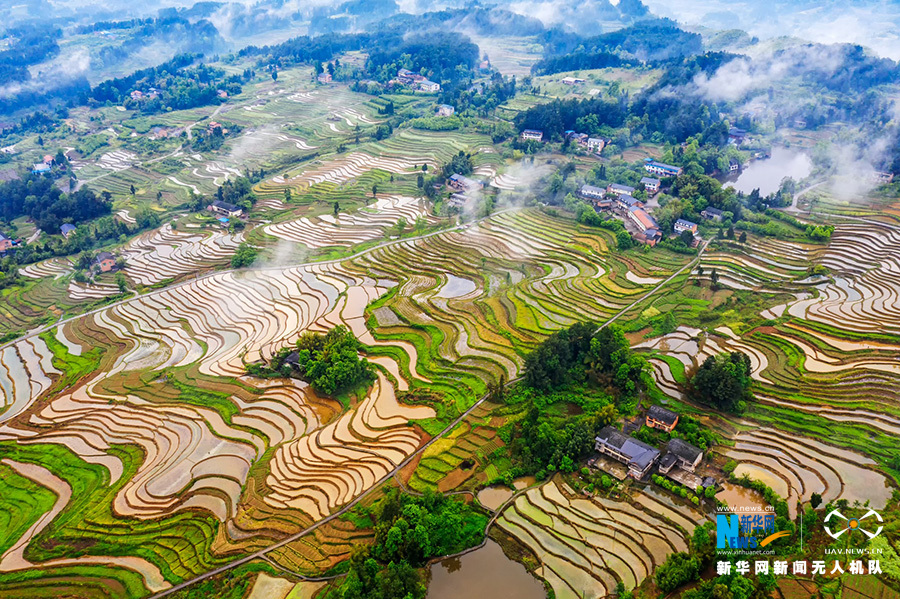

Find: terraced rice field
<box><xmin>637</xmin><ymin>218</ymin><xmax>900</xmax><ymax>515</ymax></box>
<box><xmin>122</xmin><ymin>223</ymin><xmax>244</xmax><ymax>286</ymax></box>
<box><xmin>496</xmin><ymin>480</ymin><xmax>702</xmax><ymax>598</ymax></box>
<box><xmin>0</xmin><ymin>207</ymin><xmax>694</xmax><ymax>594</ymax></box>
<box><xmin>264</xmin><ymin>195</ymin><xmax>439</xmax><ymax>249</ymax></box>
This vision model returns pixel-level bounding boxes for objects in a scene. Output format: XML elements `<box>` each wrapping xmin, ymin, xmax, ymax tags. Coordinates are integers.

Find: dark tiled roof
<box><xmin>596</xmin><ymin>426</ymin><xmax>660</xmax><ymax>471</ymax></box>
<box><xmin>647</xmin><ymin>405</ymin><xmax>678</xmax><ymax>426</ymax></box>
<box><xmin>667</xmin><ymin>438</ymin><xmax>703</xmax><ymax>464</ymax></box>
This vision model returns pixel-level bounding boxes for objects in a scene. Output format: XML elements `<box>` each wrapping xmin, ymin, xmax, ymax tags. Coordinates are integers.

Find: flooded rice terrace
<box><xmin>427</xmin><ymin>540</ymin><xmax>545</xmax><ymax>599</ymax></box>
<box><xmin>726</xmin><ymin>147</ymin><xmax>813</xmax><ymax>196</ymax></box>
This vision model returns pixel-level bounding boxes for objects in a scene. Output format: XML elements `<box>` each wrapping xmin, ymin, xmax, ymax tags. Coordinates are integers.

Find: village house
<box><xmin>0</xmin><ymin>232</ymin><xmax>12</xmax><ymax>252</ymax></box>
<box><xmin>579</xmin><ymin>185</ymin><xmax>606</xmax><ymax>201</ymax></box>
<box><xmin>130</xmin><ymin>90</ymin><xmax>144</xmax><ymax>101</ymax></box>
<box><xmin>658</xmin><ymin>438</ymin><xmax>703</xmax><ymax>474</ymax></box>
<box><xmin>561</xmin><ymin>76</ymin><xmax>586</xmax><ymax>85</ymax></box>
<box><xmin>594</xmin><ymin>426</ymin><xmax>660</xmax><ymax>479</ymax></box>
<box><xmin>636</xmin><ymin>228</ymin><xmax>662</xmax><ymax>247</ymax></box>
<box><xmin>646</xmin><ymin>405</ymin><xmax>679</xmax><ymax>432</ymax></box>
<box><xmin>397</xmin><ymin>69</ymin><xmax>423</xmax><ymax>85</ymax></box>
<box><xmin>701</xmin><ymin>207</ymin><xmax>724</xmax><ymax>222</ymax></box>
<box><xmin>32</xmin><ymin>162</ymin><xmax>51</xmax><ymax>175</ymax></box>
<box><xmin>418</xmin><ymin>80</ymin><xmax>440</xmax><ymax>92</ymax></box>
<box><xmin>873</xmin><ymin>171</ymin><xmax>895</xmax><ymax>184</ymax></box>
<box><xmin>607</xmin><ymin>183</ymin><xmax>635</xmax><ymax>197</ymax></box>
<box><xmin>208</xmin><ymin>200</ymin><xmax>243</xmax><ymax>218</ymax></box>
<box><xmin>565</xmin><ymin>131</ymin><xmax>589</xmax><ymax>146</ymax></box>
<box><xmin>616</xmin><ymin>194</ymin><xmax>643</xmax><ymax>211</ymax></box>
<box><xmin>61</xmin><ymin>224</ymin><xmax>77</xmax><ymax>239</ymax></box>
<box><xmin>644</xmin><ymin>159</ymin><xmax>683</xmax><ymax>178</ymax></box>
<box><xmin>207</xmin><ymin>121</ymin><xmax>225</xmax><ymax>133</ymax></box>
<box><xmin>728</xmin><ymin>127</ymin><xmax>747</xmax><ymax>145</ymax></box>
<box><xmin>447</xmin><ymin>174</ymin><xmax>483</xmax><ymax>193</ymax></box>
<box><xmin>436</xmin><ymin>104</ymin><xmax>455</xmax><ymax>117</ymax></box>
<box><xmin>217</xmin><ymin>90</ymin><xmax>229</xmax><ymax>99</ymax></box>
<box><xmin>640</xmin><ymin>177</ymin><xmax>660</xmax><ymax>194</ymax></box>
<box><xmin>521</xmin><ymin>129</ymin><xmax>544</xmax><ymax>142</ymax></box>
<box><xmin>94</xmin><ymin>251</ymin><xmax>117</xmax><ymax>273</ymax></box>
<box><xmin>448</xmin><ymin>193</ymin><xmax>470</xmax><ymax>208</ymax></box>
<box><xmin>317</xmin><ymin>72</ymin><xmax>333</xmax><ymax>83</ymax></box>
<box><xmin>674</xmin><ymin>219</ymin><xmax>698</xmax><ymax>235</ymax></box>
<box><xmin>629</xmin><ymin>207</ymin><xmax>659</xmax><ymax>233</ymax></box>
<box><xmin>587</xmin><ymin>137</ymin><xmax>606</xmax><ymax>153</ymax></box>
<box><xmin>729</xmin><ymin>159</ymin><xmax>741</xmax><ymax>173</ymax></box>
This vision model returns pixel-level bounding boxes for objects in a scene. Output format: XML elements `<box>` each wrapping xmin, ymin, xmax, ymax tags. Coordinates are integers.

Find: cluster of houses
<box><xmin>592</xmin><ymin>405</ymin><xmax>712</xmax><ymax>490</ymax></box>
<box><xmin>396</xmin><ymin>69</ymin><xmax>440</xmax><ymax>93</ymax></box>
<box><xmin>872</xmin><ymin>171</ymin><xmax>895</xmax><ymax>184</ymax></box>
<box><xmin>446</xmin><ymin>173</ymin><xmax>484</xmax><ymax>208</ymax></box>
<box><xmin>129</xmin><ymin>88</ymin><xmax>160</xmax><ymax>101</ymax></box>
<box><xmin>578</xmin><ymin>172</ymin><xmax>703</xmax><ymax>246</ymax></box>
<box><xmin>565</xmin><ymin>130</ymin><xmax>608</xmax><ymax>154</ymax></box>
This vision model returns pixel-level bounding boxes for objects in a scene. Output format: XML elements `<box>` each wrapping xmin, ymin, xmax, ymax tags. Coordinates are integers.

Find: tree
<box><xmin>333</xmin><ymin>201</ymin><xmax>340</xmax><ymax>217</ymax></box>
<box><xmin>284</xmin><ymin>188</ymin><xmax>292</xmax><ymax>203</ymax></box>
<box><xmin>372</xmin><ymin>184</ymin><xmax>378</xmax><ymax>199</ymax></box>
<box><xmin>655</xmin><ymin>552</ymin><xmax>701</xmax><ymax>593</ymax></box>
<box><xmin>738</xmin><ymin>231</ymin><xmax>747</xmax><ymax>244</ymax></box>
<box><xmin>417</xmin><ymin>174</ymin><xmax>424</xmax><ymax>189</ymax></box>
<box><xmin>115</xmin><ymin>272</ymin><xmax>128</xmax><ymax>293</ymax></box>
<box><xmin>231</xmin><ymin>242</ymin><xmax>258</xmax><ymax>268</ymax></box>
<box><xmin>394</xmin><ymin>217</ymin><xmax>407</xmax><ymax>236</ymax></box>
<box><xmin>810</xmin><ymin>492</ymin><xmax>823</xmax><ymax>509</ymax></box>
<box><xmin>710</xmin><ymin>268</ymin><xmax>719</xmax><ymax>289</ymax></box>
<box><xmin>679</xmin><ymin>229</ymin><xmax>694</xmax><ymax>246</ymax></box>
<box><xmin>156</xmin><ymin>190</ymin><xmax>162</xmax><ymax>203</ymax></box>
<box><xmin>616</xmin><ymin>230</ymin><xmax>633</xmax><ymax>250</ymax></box>
<box><xmin>130</xmin><ymin>184</ymin><xmax>136</xmax><ymax>195</ymax></box>
<box><xmin>690</xmin><ymin>351</ymin><xmax>754</xmax><ymax>413</ymax></box>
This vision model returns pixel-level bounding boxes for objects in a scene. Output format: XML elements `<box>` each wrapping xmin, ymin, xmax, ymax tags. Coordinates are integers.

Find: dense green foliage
<box><xmin>247</xmin><ymin>326</ymin><xmax>375</xmax><ymax>396</ymax></box>
<box><xmin>327</xmin><ymin>490</ymin><xmax>487</xmax><ymax>599</ymax></box>
<box><xmin>689</xmin><ymin>351</ymin><xmax>754</xmax><ymax>413</ymax></box>
<box><xmin>654</xmin><ymin>551</ymin><xmax>701</xmax><ymax>592</ymax></box>
<box><xmin>508</xmin><ymin>323</ymin><xmax>651</xmax><ymax>476</ymax></box>
<box><xmin>0</xmin><ymin>175</ymin><xmax>110</xmax><ymax>232</ymax></box>
<box><xmin>92</xmin><ymin>54</ymin><xmax>246</xmax><ymax>114</ymax></box>
<box><xmin>230</xmin><ymin>243</ymin><xmax>258</xmax><ymax>268</ymax></box>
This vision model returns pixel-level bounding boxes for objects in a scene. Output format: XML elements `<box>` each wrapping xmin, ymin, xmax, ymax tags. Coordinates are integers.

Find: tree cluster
<box><xmin>689</xmin><ymin>351</ymin><xmax>754</xmax><ymax>413</ymax></box>
<box><xmin>248</xmin><ymin>326</ymin><xmax>375</xmax><ymax>397</ymax></box>
<box><xmin>0</xmin><ymin>174</ymin><xmax>111</xmax><ymax>232</ymax></box>
<box><xmin>326</xmin><ymin>489</ymin><xmax>487</xmax><ymax>599</ymax></box>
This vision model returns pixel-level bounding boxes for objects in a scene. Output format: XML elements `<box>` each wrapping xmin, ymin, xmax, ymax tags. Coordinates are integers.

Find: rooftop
<box><xmin>96</xmin><ymin>251</ymin><xmax>114</xmax><ymax>261</ymax></box>
<box><xmin>596</xmin><ymin>426</ymin><xmax>660</xmax><ymax>471</ymax></box>
<box><xmin>647</xmin><ymin>405</ymin><xmax>678</xmax><ymax>426</ymax></box>
<box><xmin>212</xmin><ymin>200</ymin><xmax>240</xmax><ymax>211</ymax></box>
<box><xmin>675</xmin><ymin>218</ymin><xmax>697</xmax><ymax>228</ymax></box>
<box><xmin>630</xmin><ymin>207</ymin><xmax>658</xmax><ymax>230</ymax></box>
<box><xmin>667</xmin><ymin>438</ymin><xmax>703</xmax><ymax>464</ymax></box>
